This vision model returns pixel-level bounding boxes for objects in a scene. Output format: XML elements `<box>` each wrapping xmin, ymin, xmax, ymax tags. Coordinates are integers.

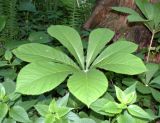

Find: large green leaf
<box><xmin>48</xmin><ymin>25</ymin><xmax>84</xmax><ymax>69</ymax></box>
<box><xmin>95</xmin><ymin>53</ymin><xmax>146</xmax><ymax>75</ymax></box>
<box><xmin>0</xmin><ymin>103</ymin><xmax>8</xmax><ymax>122</ymax></box>
<box><xmin>16</xmin><ymin>62</ymin><xmax>72</xmax><ymax>95</ymax></box>
<box><xmin>86</xmin><ymin>28</ymin><xmax>114</xmax><ymax>68</ymax></box>
<box><xmin>68</xmin><ymin>69</ymin><xmax>108</xmax><ymax>107</ymax></box>
<box><xmin>13</xmin><ymin>43</ymin><xmax>78</xmax><ymax>69</ymax></box>
<box><xmin>9</xmin><ymin>106</ymin><xmax>30</xmax><ymax>123</ymax></box>
<box><xmin>92</xmin><ymin>41</ymin><xmax>138</xmax><ymax>67</ymax></box>
<box><xmin>127</xmin><ymin>105</ymin><xmax>153</xmax><ymax>120</ymax></box>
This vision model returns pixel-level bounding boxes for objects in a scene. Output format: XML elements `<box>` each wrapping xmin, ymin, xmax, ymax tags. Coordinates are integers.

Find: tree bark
<box><xmin>83</xmin><ymin>0</ymin><xmax>159</xmax><ymax>47</ymax></box>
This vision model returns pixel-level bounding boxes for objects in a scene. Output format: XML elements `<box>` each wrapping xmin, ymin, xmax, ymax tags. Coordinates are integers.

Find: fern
<box><xmin>60</xmin><ymin>0</ymin><xmax>93</xmax><ymax>29</ymax></box>
<box><xmin>1</xmin><ymin>0</ymin><xmax>18</xmax><ymax>40</ymax></box>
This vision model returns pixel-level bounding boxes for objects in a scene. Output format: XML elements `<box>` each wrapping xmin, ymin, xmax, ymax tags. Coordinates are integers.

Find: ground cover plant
<box><xmin>0</xmin><ymin>0</ymin><xmax>160</xmax><ymax>123</ymax></box>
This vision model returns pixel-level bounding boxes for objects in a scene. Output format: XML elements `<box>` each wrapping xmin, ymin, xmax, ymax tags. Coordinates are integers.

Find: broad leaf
<box><xmin>90</xmin><ymin>98</ymin><xmax>114</xmax><ymax>116</ymax></box>
<box><xmin>86</xmin><ymin>28</ymin><xmax>114</xmax><ymax>68</ymax></box>
<box><xmin>29</xmin><ymin>31</ymin><xmax>51</xmax><ymax>43</ymax></box>
<box><xmin>74</xmin><ymin>118</ymin><xmax>96</xmax><ymax>123</ymax></box>
<box><xmin>103</xmin><ymin>101</ymin><xmax>126</xmax><ymax>114</ymax></box>
<box><xmin>95</xmin><ymin>53</ymin><xmax>146</xmax><ymax>75</ymax></box>
<box><xmin>117</xmin><ymin>111</ymin><xmax>135</xmax><ymax>123</ymax></box>
<box><xmin>127</xmin><ymin>105</ymin><xmax>153</xmax><ymax>120</ymax></box>
<box><xmin>112</xmin><ymin>7</ymin><xmax>139</xmax><ymax>15</ymax></box>
<box><xmin>150</xmin><ymin>75</ymin><xmax>160</xmax><ymax>85</ymax></box>
<box><xmin>135</xmin><ymin>0</ymin><xmax>148</xmax><ymax>18</ymax></box>
<box><xmin>127</xmin><ymin>14</ymin><xmax>148</xmax><ymax>22</ymax></box>
<box><xmin>151</xmin><ymin>88</ymin><xmax>160</xmax><ymax>102</ymax></box>
<box><xmin>34</xmin><ymin>104</ymin><xmax>49</xmax><ymax>116</ymax></box>
<box><xmin>9</xmin><ymin>106</ymin><xmax>30</xmax><ymax>122</ymax></box>
<box><xmin>68</xmin><ymin>69</ymin><xmax>108</xmax><ymax>107</ymax></box>
<box><xmin>92</xmin><ymin>41</ymin><xmax>138</xmax><ymax>67</ymax></box>
<box><xmin>145</xmin><ymin>63</ymin><xmax>159</xmax><ymax>84</ymax></box>
<box><xmin>16</xmin><ymin>62</ymin><xmax>72</xmax><ymax>95</ymax></box>
<box><xmin>0</xmin><ymin>103</ymin><xmax>8</xmax><ymax>122</ymax></box>
<box><xmin>3</xmin><ymin>118</ymin><xmax>16</xmax><ymax>123</ymax></box>
<box><xmin>48</xmin><ymin>25</ymin><xmax>84</xmax><ymax>69</ymax></box>
<box><xmin>13</xmin><ymin>43</ymin><xmax>78</xmax><ymax>69</ymax></box>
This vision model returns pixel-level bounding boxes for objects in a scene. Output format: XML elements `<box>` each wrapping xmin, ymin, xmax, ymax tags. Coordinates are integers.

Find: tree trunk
<box><xmin>83</xmin><ymin>0</ymin><xmax>159</xmax><ymax>47</ymax></box>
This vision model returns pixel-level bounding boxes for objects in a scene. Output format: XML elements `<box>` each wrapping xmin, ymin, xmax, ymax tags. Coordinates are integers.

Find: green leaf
<box><xmin>0</xmin><ymin>16</ymin><xmax>6</xmax><ymax>32</ymax></box>
<box><xmin>151</xmin><ymin>88</ymin><xmax>160</xmax><ymax>102</ymax></box>
<box><xmin>153</xmin><ymin>3</ymin><xmax>160</xmax><ymax>28</ymax></box>
<box><xmin>3</xmin><ymin>118</ymin><xmax>16</xmax><ymax>123</ymax></box>
<box><xmin>117</xmin><ymin>111</ymin><xmax>135</xmax><ymax>123</ymax></box>
<box><xmin>18</xmin><ymin>100</ymin><xmax>37</xmax><ymax>111</ymax></box>
<box><xmin>57</xmin><ymin>93</ymin><xmax>69</xmax><ymax>107</ymax></box>
<box><xmin>115</xmin><ymin>86</ymin><xmax>125</xmax><ymax>104</ymax></box>
<box><xmin>16</xmin><ymin>62</ymin><xmax>71</xmax><ymax>95</ymax></box>
<box><xmin>74</xmin><ymin>118</ymin><xmax>96</xmax><ymax>123</ymax></box>
<box><xmin>145</xmin><ymin>63</ymin><xmax>159</xmax><ymax>84</ymax></box>
<box><xmin>144</xmin><ymin>2</ymin><xmax>154</xmax><ymax>20</ymax></box>
<box><xmin>13</xmin><ymin>43</ymin><xmax>78</xmax><ymax>69</ymax></box>
<box><xmin>127</xmin><ymin>14</ymin><xmax>148</xmax><ymax>22</ymax></box>
<box><xmin>150</xmin><ymin>75</ymin><xmax>160</xmax><ymax>85</ymax></box>
<box><xmin>9</xmin><ymin>106</ymin><xmax>30</xmax><ymax>122</ymax></box>
<box><xmin>135</xmin><ymin>0</ymin><xmax>148</xmax><ymax>18</ymax></box>
<box><xmin>103</xmin><ymin>101</ymin><xmax>126</xmax><ymax>114</ymax></box>
<box><xmin>35</xmin><ymin>104</ymin><xmax>49</xmax><ymax>117</ymax></box>
<box><xmin>48</xmin><ymin>25</ymin><xmax>84</xmax><ymax>69</ymax></box>
<box><xmin>86</xmin><ymin>28</ymin><xmax>114</xmax><ymax>68</ymax></box>
<box><xmin>90</xmin><ymin>98</ymin><xmax>114</xmax><ymax>116</ymax></box>
<box><xmin>68</xmin><ymin>69</ymin><xmax>108</xmax><ymax>107</ymax></box>
<box><xmin>95</xmin><ymin>53</ymin><xmax>146</xmax><ymax>75</ymax></box>
<box><xmin>0</xmin><ymin>83</ymin><xmax>6</xmax><ymax>100</ymax></box>
<box><xmin>29</xmin><ymin>31</ymin><xmax>51</xmax><ymax>43</ymax></box>
<box><xmin>127</xmin><ymin>105</ymin><xmax>153</xmax><ymax>120</ymax></box>
<box><xmin>112</xmin><ymin>7</ymin><xmax>139</xmax><ymax>15</ymax></box>
<box><xmin>92</xmin><ymin>41</ymin><xmax>138</xmax><ymax>67</ymax></box>
<box><xmin>0</xmin><ymin>103</ymin><xmax>8</xmax><ymax>122</ymax></box>
<box><xmin>45</xmin><ymin>114</ymin><xmax>55</xmax><ymax>123</ymax></box>
<box><xmin>4</xmin><ymin>50</ymin><xmax>13</xmax><ymax>61</ymax></box>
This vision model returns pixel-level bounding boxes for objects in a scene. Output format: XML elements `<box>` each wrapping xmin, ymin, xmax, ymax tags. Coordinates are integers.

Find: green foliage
<box><xmin>112</xmin><ymin>0</ymin><xmax>160</xmax><ymax>33</ymax></box>
<box><xmin>91</xmin><ymin>83</ymin><xmax>154</xmax><ymax>123</ymax></box>
<box><xmin>123</xmin><ymin>63</ymin><xmax>160</xmax><ymax>102</ymax></box>
<box><xmin>13</xmin><ymin>25</ymin><xmax>146</xmax><ymax>107</ymax></box>
<box><xmin>0</xmin><ymin>0</ymin><xmax>18</xmax><ymax>40</ymax></box>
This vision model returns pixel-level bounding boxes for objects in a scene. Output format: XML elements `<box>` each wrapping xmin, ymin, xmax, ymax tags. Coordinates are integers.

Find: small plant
<box><xmin>35</xmin><ymin>93</ymin><xmax>72</xmax><ymax>123</ymax></box>
<box><xmin>112</xmin><ymin>0</ymin><xmax>160</xmax><ymax>62</ymax></box>
<box><xmin>13</xmin><ymin>25</ymin><xmax>146</xmax><ymax>107</ymax></box>
<box><xmin>123</xmin><ymin>63</ymin><xmax>160</xmax><ymax>103</ymax></box>
<box><xmin>90</xmin><ymin>83</ymin><xmax>155</xmax><ymax>123</ymax></box>
<box><xmin>0</xmin><ymin>82</ymin><xmax>31</xmax><ymax>122</ymax></box>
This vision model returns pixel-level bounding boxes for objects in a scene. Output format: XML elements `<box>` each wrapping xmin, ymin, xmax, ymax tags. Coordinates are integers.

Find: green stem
<box><xmin>146</xmin><ymin>31</ymin><xmax>155</xmax><ymax>62</ymax></box>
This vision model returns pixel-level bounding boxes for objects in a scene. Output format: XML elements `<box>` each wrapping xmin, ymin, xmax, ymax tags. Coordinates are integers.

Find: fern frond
<box><xmin>1</xmin><ymin>0</ymin><xmax>19</xmax><ymax>40</ymax></box>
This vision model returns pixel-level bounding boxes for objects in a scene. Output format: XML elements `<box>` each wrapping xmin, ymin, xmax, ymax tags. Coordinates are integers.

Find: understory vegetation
<box><xmin>0</xmin><ymin>0</ymin><xmax>160</xmax><ymax>123</ymax></box>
